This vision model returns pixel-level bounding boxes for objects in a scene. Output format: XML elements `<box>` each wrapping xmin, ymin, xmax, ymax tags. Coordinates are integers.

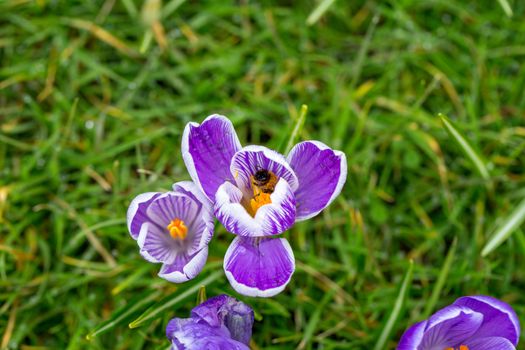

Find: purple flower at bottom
<box><xmin>126</xmin><ymin>181</ymin><xmax>214</xmax><ymax>282</ymax></box>
<box><xmin>182</xmin><ymin>114</ymin><xmax>347</xmax><ymax>297</ymax></box>
<box><xmin>166</xmin><ymin>294</ymin><xmax>254</xmax><ymax>350</ymax></box>
<box><xmin>398</xmin><ymin>295</ymin><xmax>521</xmax><ymax>350</ymax></box>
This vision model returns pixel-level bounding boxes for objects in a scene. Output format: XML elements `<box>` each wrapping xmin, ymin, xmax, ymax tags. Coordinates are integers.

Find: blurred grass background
<box><xmin>1</xmin><ymin>0</ymin><xmax>525</xmax><ymax>349</ymax></box>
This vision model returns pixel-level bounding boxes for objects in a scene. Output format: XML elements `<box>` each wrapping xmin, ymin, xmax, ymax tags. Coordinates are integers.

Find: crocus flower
<box><xmin>398</xmin><ymin>295</ymin><xmax>521</xmax><ymax>350</ymax></box>
<box><xmin>182</xmin><ymin>115</ymin><xmax>347</xmax><ymax>297</ymax></box>
<box><xmin>166</xmin><ymin>294</ymin><xmax>254</xmax><ymax>350</ymax></box>
<box><xmin>126</xmin><ymin>181</ymin><xmax>213</xmax><ymax>282</ymax></box>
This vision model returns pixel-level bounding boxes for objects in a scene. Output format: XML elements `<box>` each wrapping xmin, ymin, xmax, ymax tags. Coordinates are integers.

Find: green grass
<box><xmin>1</xmin><ymin>0</ymin><xmax>525</xmax><ymax>349</ymax></box>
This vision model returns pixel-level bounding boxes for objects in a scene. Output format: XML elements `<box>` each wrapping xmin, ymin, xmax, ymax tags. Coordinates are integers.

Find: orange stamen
<box><xmin>444</xmin><ymin>346</ymin><xmax>469</xmax><ymax>350</ymax></box>
<box><xmin>167</xmin><ymin>218</ymin><xmax>187</xmax><ymax>240</ymax></box>
<box><xmin>249</xmin><ymin>192</ymin><xmax>272</xmax><ymax>216</ymax></box>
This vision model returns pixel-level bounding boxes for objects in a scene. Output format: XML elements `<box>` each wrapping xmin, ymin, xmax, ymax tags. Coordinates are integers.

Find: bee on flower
<box><xmin>182</xmin><ymin>115</ymin><xmax>347</xmax><ymax>297</ymax></box>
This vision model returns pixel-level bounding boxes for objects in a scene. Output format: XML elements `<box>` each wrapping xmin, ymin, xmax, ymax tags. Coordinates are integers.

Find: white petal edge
<box><xmin>137</xmin><ymin>222</ymin><xmax>162</xmax><ymax>263</ymax></box>
<box><xmin>158</xmin><ymin>247</ymin><xmax>209</xmax><ymax>283</ymax></box>
<box><xmin>223</xmin><ymin>237</ymin><xmax>295</xmax><ymax>298</ymax></box>
<box><xmin>426</xmin><ymin>305</ymin><xmax>479</xmax><ymax>330</ymax></box>
<box><xmin>126</xmin><ymin>192</ymin><xmax>160</xmax><ymax>238</ymax></box>
<box><xmin>288</xmin><ymin>140</ymin><xmax>348</xmax><ymax>221</ymax></box>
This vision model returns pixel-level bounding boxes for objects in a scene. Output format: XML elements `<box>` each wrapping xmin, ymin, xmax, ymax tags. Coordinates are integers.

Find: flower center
<box><xmin>249</xmin><ymin>192</ymin><xmax>272</xmax><ymax>215</ymax></box>
<box><xmin>248</xmin><ymin>169</ymin><xmax>277</xmax><ymax>216</ymax></box>
<box><xmin>167</xmin><ymin>218</ymin><xmax>187</xmax><ymax>240</ymax></box>
<box><xmin>444</xmin><ymin>346</ymin><xmax>469</xmax><ymax>350</ymax></box>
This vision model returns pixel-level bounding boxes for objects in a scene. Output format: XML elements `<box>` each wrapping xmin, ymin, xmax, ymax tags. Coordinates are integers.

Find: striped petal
<box><xmin>158</xmin><ymin>247</ymin><xmax>209</xmax><ymax>283</ymax></box>
<box><xmin>182</xmin><ymin>115</ymin><xmax>242</xmax><ymax>201</ymax></box>
<box><xmin>223</xmin><ymin>236</ymin><xmax>295</xmax><ymax>297</ymax></box>
<box><xmin>214</xmin><ymin>179</ymin><xmax>296</xmax><ymax>237</ymax></box>
<box><xmin>454</xmin><ymin>295</ymin><xmax>520</xmax><ymax>346</ymax></box>
<box><xmin>419</xmin><ymin>305</ymin><xmax>483</xmax><ymax>350</ymax></box>
<box><xmin>466</xmin><ymin>337</ymin><xmax>516</xmax><ymax>350</ymax></box>
<box><xmin>287</xmin><ymin>141</ymin><xmax>347</xmax><ymax>221</ymax></box>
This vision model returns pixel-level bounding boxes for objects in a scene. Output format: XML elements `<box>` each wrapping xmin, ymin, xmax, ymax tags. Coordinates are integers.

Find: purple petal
<box><xmin>223</xmin><ymin>236</ymin><xmax>295</xmax><ymax>297</ymax></box>
<box><xmin>454</xmin><ymin>295</ymin><xmax>520</xmax><ymax>345</ymax></box>
<box><xmin>214</xmin><ymin>179</ymin><xmax>296</xmax><ymax>236</ymax></box>
<box><xmin>146</xmin><ymin>192</ymin><xmax>199</xmax><ymax>228</ymax></box>
<box><xmin>466</xmin><ymin>336</ymin><xmax>516</xmax><ymax>350</ymax></box>
<box><xmin>397</xmin><ymin>320</ymin><xmax>427</xmax><ymax>350</ymax></box>
<box><xmin>191</xmin><ymin>295</ymin><xmax>254</xmax><ymax>345</ymax></box>
<box><xmin>158</xmin><ymin>247</ymin><xmax>208</xmax><ymax>283</ymax></box>
<box><xmin>182</xmin><ymin>115</ymin><xmax>242</xmax><ymax>201</ymax></box>
<box><xmin>137</xmin><ymin>222</ymin><xmax>178</xmax><ymax>263</ymax></box>
<box><xmin>287</xmin><ymin>141</ymin><xmax>347</xmax><ymax>221</ymax></box>
<box><xmin>172</xmin><ymin>181</ymin><xmax>213</xmax><ymax>216</ymax></box>
<box><xmin>230</xmin><ymin>145</ymin><xmax>299</xmax><ymax>192</ymax></box>
<box><xmin>419</xmin><ymin>305</ymin><xmax>483</xmax><ymax>349</ymax></box>
<box><xmin>166</xmin><ymin>318</ymin><xmax>249</xmax><ymax>350</ymax></box>
<box><xmin>166</xmin><ymin>318</ymin><xmax>194</xmax><ymax>345</ymax></box>
<box><xmin>126</xmin><ymin>192</ymin><xmax>161</xmax><ymax>239</ymax></box>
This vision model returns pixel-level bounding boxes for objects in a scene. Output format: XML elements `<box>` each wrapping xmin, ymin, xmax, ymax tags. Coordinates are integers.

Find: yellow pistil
<box><xmin>444</xmin><ymin>346</ymin><xmax>469</xmax><ymax>350</ymax></box>
<box><xmin>167</xmin><ymin>218</ymin><xmax>187</xmax><ymax>240</ymax></box>
<box><xmin>249</xmin><ymin>192</ymin><xmax>272</xmax><ymax>216</ymax></box>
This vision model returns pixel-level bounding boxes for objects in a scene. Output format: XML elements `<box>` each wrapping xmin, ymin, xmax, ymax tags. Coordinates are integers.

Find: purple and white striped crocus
<box><xmin>182</xmin><ymin>115</ymin><xmax>347</xmax><ymax>297</ymax></box>
<box><xmin>398</xmin><ymin>295</ymin><xmax>521</xmax><ymax>350</ymax></box>
<box><xmin>166</xmin><ymin>294</ymin><xmax>254</xmax><ymax>350</ymax></box>
<box><xmin>126</xmin><ymin>181</ymin><xmax>213</xmax><ymax>282</ymax></box>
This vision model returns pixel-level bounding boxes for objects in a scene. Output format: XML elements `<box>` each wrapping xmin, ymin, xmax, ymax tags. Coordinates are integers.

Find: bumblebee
<box><xmin>251</xmin><ymin>169</ymin><xmax>278</xmax><ymax>196</ymax></box>
<box><xmin>249</xmin><ymin>169</ymin><xmax>278</xmax><ymax>215</ymax></box>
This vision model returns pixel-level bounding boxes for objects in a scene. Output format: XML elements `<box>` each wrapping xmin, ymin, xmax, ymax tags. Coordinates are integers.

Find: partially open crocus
<box><xmin>398</xmin><ymin>295</ymin><xmax>521</xmax><ymax>350</ymax></box>
<box><xmin>166</xmin><ymin>294</ymin><xmax>254</xmax><ymax>350</ymax></box>
<box><xmin>182</xmin><ymin>115</ymin><xmax>347</xmax><ymax>297</ymax></box>
<box><xmin>126</xmin><ymin>181</ymin><xmax>213</xmax><ymax>282</ymax></box>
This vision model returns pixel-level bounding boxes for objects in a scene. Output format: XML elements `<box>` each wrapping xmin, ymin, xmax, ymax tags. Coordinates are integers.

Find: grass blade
<box><xmin>128</xmin><ymin>270</ymin><xmax>222</xmax><ymax>328</ymax></box>
<box><xmin>306</xmin><ymin>0</ymin><xmax>337</xmax><ymax>26</ymax></box>
<box><xmin>481</xmin><ymin>197</ymin><xmax>525</xmax><ymax>256</ymax></box>
<box><xmin>283</xmin><ymin>104</ymin><xmax>308</xmax><ymax>155</ymax></box>
<box><xmin>373</xmin><ymin>260</ymin><xmax>414</xmax><ymax>350</ymax></box>
<box><xmin>439</xmin><ymin>114</ymin><xmax>490</xmax><ymax>180</ymax></box>
<box><xmin>86</xmin><ymin>289</ymin><xmax>162</xmax><ymax>340</ymax></box>
<box><xmin>423</xmin><ymin>238</ymin><xmax>457</xmax><ymax>317</ymax></box>
<box><xmin>297</xmin><ymin>287</ymin><xmax>337</xmax><ymax>349</ymax></box>
<box><xmin>497</xmin><ymin>0</ymin><xmax>513</xmax><ymax>17</ymax></box>
<box><xmin>196</xmin><ymin>285</ymin><xmax>207</xmax><ymax>304</ymax></box>
<box><xmin>65</xmin><ymin>18</ymin><xmax>140</xmax><ymax>58</ymax></box>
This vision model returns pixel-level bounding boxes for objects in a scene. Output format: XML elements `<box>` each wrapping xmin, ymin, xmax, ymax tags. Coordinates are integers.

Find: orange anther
<box><xmin>167</xmin><ymin>218</ymin><xmax>187</xmax><ymax>240</ymax></box>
